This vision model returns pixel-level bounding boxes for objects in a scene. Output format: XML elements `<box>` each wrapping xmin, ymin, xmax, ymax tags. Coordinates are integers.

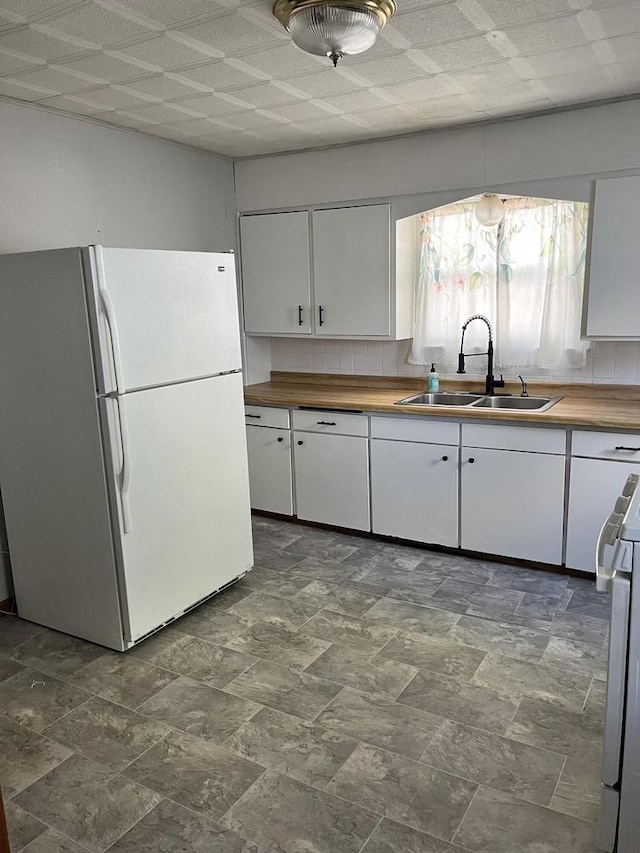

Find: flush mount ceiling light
<box><xmin>273</xmin><ymin>0</ymin><xmax>397</xmax><ymax>66</ymax></box>
<box><xmin>475</xmin><ymin>194</ymin><xmax>506</xmax><ymax>226</ymax></box>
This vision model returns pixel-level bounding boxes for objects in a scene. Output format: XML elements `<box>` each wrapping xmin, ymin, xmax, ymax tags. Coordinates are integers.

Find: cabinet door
<box><xmin>312</xmin><ymin>205</ymin><xmax>391</xmax><ymax>337</ymax></box>
<box><xmin>240</xmin><ymin>212</ymin><xmax>311</xmax><ymax>334</ymax></box>
<box><xmin>294</xmin><ymin>431</ymin><xmax>370</xmax><ymax>530</ymax></box>
<box><xmin>461</xmin><ymin>448</ymin><xmax>565</xmax><ymax>564</ymax></box>
<box><xmin>371</xmin><ymin>439</ymin><xmax>458</xmax><ymax>547</ymax></box>
<box><xmin>566</xmin><ymin>457</ymin><xmax>640</xmax><ymax>572</ymax></box>
<box><xmin>584</xmin><ymin>176</ymin><xmax>640</xmax><ymax>338</ymax></box>
<box><xmin>246</xmin><ymin>425</ymin><xmax>293</xmax><ymax>515</ymax></box>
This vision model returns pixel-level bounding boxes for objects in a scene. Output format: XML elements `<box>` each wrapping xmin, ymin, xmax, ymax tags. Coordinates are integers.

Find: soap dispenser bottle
<box><xmin>428</xmin><ymin>363</ymin><xmax>440</xmax><ymax>392</ymax></box>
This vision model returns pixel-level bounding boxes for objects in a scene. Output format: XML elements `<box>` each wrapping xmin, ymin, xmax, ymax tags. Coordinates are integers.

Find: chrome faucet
<box><xmin>518</xmin><ymin>375</ymin><xmax>529</xmax><ymax>397</ymax></box>
<box><xmin>457</xmin><ymin>314</ymin><xmax>505</xmax><ymax>396</ymax></box>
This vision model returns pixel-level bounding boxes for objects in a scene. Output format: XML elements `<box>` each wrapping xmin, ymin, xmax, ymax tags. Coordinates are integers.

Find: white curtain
<box><xmin>409</xmin><ymin>197</ymin><xmax>590</xmax><ymax>370</ymax></box>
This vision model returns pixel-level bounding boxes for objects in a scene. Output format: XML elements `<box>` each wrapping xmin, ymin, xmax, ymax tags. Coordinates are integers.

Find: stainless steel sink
<box><xmin>470</xmin><ymin>396</ymin><xmax>562</xmax><ymax>412</ymax></box>
<box><xmin>396</xmin><ymin>392</ymin><xmax>483</xmax><ymax>407</ymax></box>
<box><xmin>395</xmin><ymin>392</ymin><xmax>563</xmax><ymax>412</ymax></box>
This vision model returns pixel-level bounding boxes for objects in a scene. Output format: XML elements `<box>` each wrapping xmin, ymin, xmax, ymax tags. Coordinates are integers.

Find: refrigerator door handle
<box><xmin>112</xmin><ymin>396</ymin><xmax>132</xmax><ymax>533</ymax></box>
<box><xmin>95</xmin><ymin>247</ymin><xmax>125</xmax><ymax>395</ymax></box>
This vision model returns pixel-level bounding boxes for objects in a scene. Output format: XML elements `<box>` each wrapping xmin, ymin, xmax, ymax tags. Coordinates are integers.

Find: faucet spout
<box><xmin>457</xmin><ymin>315</ymin><xmax>505</xmax><ymax>396</ymax></box>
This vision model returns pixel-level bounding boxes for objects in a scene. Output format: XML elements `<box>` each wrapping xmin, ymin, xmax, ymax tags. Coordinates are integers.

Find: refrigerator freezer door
<box><xmin>102</xmin><ymin>372</ymin><xmax>253</xmax><ymax>642</ymax></box>
<box><xmin>88</xmin><ymin>247</ymin><xmax>242</xmax><ymax>393</ymax></box>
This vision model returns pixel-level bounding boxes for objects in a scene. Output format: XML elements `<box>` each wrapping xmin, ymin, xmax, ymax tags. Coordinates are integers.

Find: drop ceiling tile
<box><xmin>0</xmin><ymin>11</ymin><xmax>20</xmax><ymax>25</ymax></box>
<box><xmin>175</xmin><ymin>60</ymin><xmax>265</xmax><ymax>91</ymax></box>
<box><xmin>471</xmin><ymin>81</ymin><xmax>550</xmax><ymax>108</ymax></box>
<box><xmin>38</xmin><ymin>92</ymin><xmax>105</xmax><ymax>113</ymax></box>
<box><xmin>41</xmin><ymin>1</ymin><xmax>156</xmax><ymax>47</ymax></box>
<box><xmin>444</xmin><ymin>60</ymin><xmax>524</xmax><ymax>92</ymax></box>
<box><xmin>0</xmin><ymin>26</ymin><xmax>84</xmax><ymax>60</ymax></box>
<box><xmin>513</xmin><ymin>44</ymin><xmax>600</xmax><ymax>77</ymax></box>
<box><xmin>53</xmin><ymin>50</ymin><xmax>143</xmax><ymax>81</ymax></box>
<box><xmin>125</xmin><ymin>101</ymin><xmax>205</xmax><ymax>123</ymax></box>
<box><xmin>611</xmin><ymin>60</ymin><xmax>640</xmax><ymax>93</ymax></box>
<box><xmin>101</xmin><ymin>0</ymin><xmax>228</xmax><ymax>26</ymax></box>
<box><xmin>606</xmin><ymin>32</ymin><xmax>640</xmax><ymax>63</ymax></box>
<box><xmin>388</xmin><ymin>4</ymin><xmax>480</xmax><ymax>47</ymax></box>
<box><xmin>393</xmin><ymin>96</ymin><xmax>472</xmax><ymax>120</ymax></box>
<box><xmin>0</xmin><ymin>48</ymin><xmax>42</xmax><ymax>73</ymax></box>
<box><xmin>222</xmin><ymin>109</ymin><xmax>289</xmax><ymax>130</ymax></box>
<box><xmin>502</xmin><ymin>15</ymin><xmax>592</xmax><ymax>55</ymax></box>
<box><xmin>473</xmin><ymin>0</ymin><xmax>574</xmax><ymax>27</ymax></box>
<box><xmin>236</xmin><ymin>42</ymin><xmax>325</xmax><ymax>78</ymax></box>
<box><xmin>483</xmin><ymin>98</ymin><xmax>554</xmax><ymax>117</ymax></box>
<box><xmin>596</xmin><ymin>2</ymin><xmax>640</xmax><ymax>37</ymax></box>
<box><xmin>225</xmin><ymin>81</ymin><xmax>303</xmax><ymax>108</ymax></box>
<box><xmin>0</xmin><ymin>1</ymin><xmax>79</xmax><ymax>19</ymax></box>
<box><xmin>0</xmin><ymin>75</ymin><xmax>53</xmax><ymax>98</ymax></box>
<box><xmin>163</xmin><ymin>90</ymin><xmax>244</xmax><ymax>116</ymax></box>
<box><xmin>346</xmin><ymin>53</ymin><xmax>429</xmax><ymax>86</ymax></box>
<box><xmin>110</xmin><ymin>34</ymin><xmax>215</xmax><ymax>70</ymax></box>
<box><xmin>320</xmin><ymin>88</ymin><xmax>394</xmax><ymax>113</ymax></box>
<box><xmin>72</xmin><ymin>84</ymin><xmax>154</xmax><ymax>108</ymax></box>
<box><xmin>295</xmin><ymin>115</ymin><xmax>371</xmax><ymax>136</ymax></box>
<box><xmin>266</xmin><ymin>100</ymin><xmax>339</xmax><ymax>122</ymax></box>
<box><xmin>120</xmin><ymin>73</ymin><xmax>205</xmax><ymax>99</ymax></box>
<box><xmin>174</xmin><ymin>117</ymin><xmax>240</xmax><ymax>136</ymax></box>
<box><xmin>288</xmin><ymin>70</ymin><xmax>362</xmax><ymax>98</ymax></box>
<box><xmin>6</xmin><ymin>64</ymin><xmax>95</xmax><ymax>92</ymax></box>
<box><xmin>377</xmin><ymin>75</ymin><xmax>457</xmax><ymax>102</ymax></box>
<box><xmin>423</xmin><ymin>34</ymin><xmax>505</xmax><ymax>70</ymax></box>
<box><xmin>541</xmin><ymin>68</ymin><xmax>624</xmax><ymax>104</ymax></box>
<box><xmin>178</xmin><ymin>12</ymin><xmax>286</xmax><ymax>56</ymax></box>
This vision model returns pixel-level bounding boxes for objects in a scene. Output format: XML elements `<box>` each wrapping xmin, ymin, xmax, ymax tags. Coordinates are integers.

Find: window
<box><xmin>409</xmin><ymin>197</ymin><xmax>590</xmax><ymax>371</ymax></box>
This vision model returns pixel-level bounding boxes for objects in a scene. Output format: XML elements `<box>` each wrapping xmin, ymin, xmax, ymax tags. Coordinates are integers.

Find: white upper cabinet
<box><xmin>240</xmin><ymin>203</ymin><xmax>413</xmax><ymax>340</ymax></box>
<box><xmin>312</xmin><ymin>205</ymin><xmax>391</xmax><ymax>337</ymax></box>
<box><xmin>240</xmin><ymin>211</ymin><xmax>312</xmax><ymax>335</ymax></box>
<box><xmin>583</xmin><ymin>176</ymin><xmax>640</xmax><ymax>339</ymax></box>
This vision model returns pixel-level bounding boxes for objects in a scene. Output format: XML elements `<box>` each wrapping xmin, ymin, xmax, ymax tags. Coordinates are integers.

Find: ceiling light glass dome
<box><xmin>274</xmin><ymin>1</ymin><xmax>397</xmax><ymax>66</ymax></box>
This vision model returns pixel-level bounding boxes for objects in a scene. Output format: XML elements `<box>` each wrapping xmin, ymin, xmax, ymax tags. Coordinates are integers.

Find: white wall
<box><xmin>0</xmin><ymin>99</ymin><xmax>237</xmax><ymax>601</ymax></box>
<box><xmin>236</xmin><ymin>99</ymin><xmax>640</xmax><ymax>386</ymax></box>
<box><xmin>0</xmin><ymin>100</ymin><xmax>236</xmax><ymax>253</ymax></box>
<box><xmin>234</xmin><ymin>100</ymin><xmax>640</xmax><ymax>213</ymax></box>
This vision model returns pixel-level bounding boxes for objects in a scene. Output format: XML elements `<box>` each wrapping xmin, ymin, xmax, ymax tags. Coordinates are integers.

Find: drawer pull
<box><xmin>246</xmin><ymin>414</ymin><xmax>261</xmax><ymax>419</ymax></box>
<box><xmin>468</xmin><ymin>457</ymin><xmax>475</xmax><ymax>464</ymax></box>
<box><xmin>317</xmin><ymin>421</ymin><xmax>337</xmax><ymax>426</ymax></box>
<box><xmin>442</xmin><ymin>455</ymin><xmax>449</xmax><ymax>462</ymax></box>
<box><xmin>277</xmin><ymin>437</ymin><xmax>284</xmax><ymax>443</ymax></box>
<box><xmin>615</xmin><ymin>446</ymin><xmax>640</xmax><ymax>451</ymax></box>
<box><xmin>297</xmin><ymin>440</ymin><xmax>304</xmax><ymax>446</ymax></box>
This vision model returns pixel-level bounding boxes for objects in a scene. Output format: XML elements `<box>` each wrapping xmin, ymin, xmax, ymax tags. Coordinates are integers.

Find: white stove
<box><xmin>596</xmin><ymin>473</ymin><xmax>640</xmax><ymax>852</ymax></box>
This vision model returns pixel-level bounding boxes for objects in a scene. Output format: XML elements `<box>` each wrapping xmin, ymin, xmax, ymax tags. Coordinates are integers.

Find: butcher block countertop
<box><xmin>244</xmin><ymin>372</ymin><xmax>640</xmax><ymax>431</ymax></box>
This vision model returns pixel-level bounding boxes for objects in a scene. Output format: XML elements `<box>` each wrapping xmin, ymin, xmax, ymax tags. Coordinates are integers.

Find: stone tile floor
<box><xmin>0</xmin><ymin>515</ymin><xmax>608</xmax><ymax>852</ymax></box>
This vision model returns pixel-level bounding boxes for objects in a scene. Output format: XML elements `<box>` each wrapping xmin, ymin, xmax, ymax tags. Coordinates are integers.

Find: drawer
<box><xmin>292</xmin><ymin>409</ymin><xmax>369</xmax><ymax>437</ymax></box>
<box><xmin>462</xmin><ymin>422</ymin><xmax>566</xmax><ymax>455</ymax></box>
<box><xmin>572</xmin><ymin>430</ymin><xmax>640</xmax><ymax>462</ymax></box>
<box><xmin>371</xmin><ymin>415</ymin><xmax>459</xmax><ymax>446</ymax></box>
<box><xmin>245</xmin><ymin>405</ymin><xmax>290</xmax><ymax>429</ymax></box>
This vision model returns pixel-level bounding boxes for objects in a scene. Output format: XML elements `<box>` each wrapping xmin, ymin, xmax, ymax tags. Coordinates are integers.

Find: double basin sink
<box><xmin>396</xmin><ymin>391</ymin><xmax>562</xmax><ymax>412</ymax></box>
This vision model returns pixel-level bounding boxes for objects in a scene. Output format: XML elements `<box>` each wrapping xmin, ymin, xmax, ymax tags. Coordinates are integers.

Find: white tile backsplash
<box><xmin>244</xmin><ymin>336</ymin><xmax>640</xmax><ymax>386</ymax></box>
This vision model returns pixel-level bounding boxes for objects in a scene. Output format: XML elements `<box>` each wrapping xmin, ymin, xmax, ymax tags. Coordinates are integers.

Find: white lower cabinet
<box><xmin>245</xmin><ymin>425</ymin><xmax>293</xmax><ymax>515</ymax></box>
<box><xmin>293</xmin><ymin>431</ymin><xmax>370</xmax><ymax>531</ymax></box>
<box><xmin>371</xmin><ymin>439</ymin><xmax>458</xmax><ymax>547</ymax></box>
<box><xmin>566</xmin><ymin>457</ymin><xmax>640</xmax><ymax>572</ymax></box>
<box><xmin>461</xmin><ymin>447</ymin><xmax>565</xmax><ymax>564</ymax></box>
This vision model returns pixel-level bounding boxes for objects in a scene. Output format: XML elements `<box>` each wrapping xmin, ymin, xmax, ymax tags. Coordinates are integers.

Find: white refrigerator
<box><xmin>0</xmin><ymin>246</ymin><xmax>253</xmax><ymax>650</ymax></box>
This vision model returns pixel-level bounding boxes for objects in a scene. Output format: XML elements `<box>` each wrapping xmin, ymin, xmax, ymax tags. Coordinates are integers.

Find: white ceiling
<box><xmin>0</xmin><ymin>0</ymin><xmax>638</xmax><ymax>158</ymax></box>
